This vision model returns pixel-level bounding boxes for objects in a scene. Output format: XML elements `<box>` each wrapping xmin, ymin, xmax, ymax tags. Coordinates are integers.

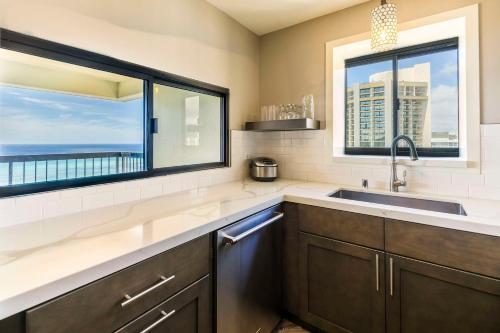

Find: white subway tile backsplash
<box><xmin>60</xmin><ymin>186</ymin><xmax>97</xmax><ymax>199</ymax></box>
<box><xmin>163</xmin><ymin>177</ymin><xmax>182</xmax><ymax>194</ymax></box>
<box><xmin>42</xmin><ymin>197</ymin><xmax>82</xmax><ymax>219</ymax></box>
<box><xmin>3</xmin><ymin>126</ymin><xmax>500</xmax><ymax>227</ymax></box>
<box><xmin>140</xmin><ymin>181</ymin><xmax>163</xmax><ymax>199</ymax></box>
<box><xmin>469</xmin><ymin>185</ymin><xmax>500</xmax><ymax>201</ymax></box>
<box><xmin>82</xmin><ymin>192</ymin><xmax>114</xmax><ymax>211</ymax></box>
<box><xmin>114</xmin><ymin>188</ymin><xmax>141</xmax><ymax>204</ymax></box>
<box><xmin>0</xmin><ymin>201</ymin><xmax>42</xmax><ymax>227</ymax></box>
<box><xmin>351</xmin><ymin>167</ymin><xmax>373</xmax><ymax>179</ymax></box>
<box><xmin>452</xmin><ymin>173</ymin><xmax>485</xmax><ymax>186</ymax></box>
<box><xmin>198</xmin><ymin>173</ymin><xmax>212</xmax><ymax>188</ymax></box>
<box><xmin>246</xmin><ymin>125</ymin><xmax>500</xmax><ymax>201</ymax></box>
<box><xmin>436</xmin><ymin>183</ymin><xmax>469</xmax><ymax>198</ymax></box>
<box><xmin>485</xmin><ymin>172</ymin><xmax>500</xmax><ymax>187</ymax></box>
<box><xmin>181</xmin><ymin>174</ymin><xmax>199</xmax><ymax>191</ymax></box>
<box><xmin>0</xmin><ymin>197</ymin><xmax>15</xmax><ymax>210</ymax></box>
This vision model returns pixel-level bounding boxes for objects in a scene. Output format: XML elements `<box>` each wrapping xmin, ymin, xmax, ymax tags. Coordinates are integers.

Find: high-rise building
<box><xmin>431</xmin><ymin>131</ymin><xmax>459</xmax><ymax>148</ymax></box>
<box><xmin>346</xmin><ymin>63</ymin><xmax>431</xmax><ymax>148</ymax></box>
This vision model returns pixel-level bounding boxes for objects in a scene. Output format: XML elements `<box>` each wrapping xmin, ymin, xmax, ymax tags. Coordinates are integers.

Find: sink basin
<box><xmin>329</xmin><ymin>189</ymin><xmax>467</xmax><ymax>216</ymax></box>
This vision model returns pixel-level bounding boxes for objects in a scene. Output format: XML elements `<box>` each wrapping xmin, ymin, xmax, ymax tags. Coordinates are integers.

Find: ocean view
<box><xmin>0</xmin><ymin>144</ymin><xmax>144</xmax><ymax>186</ymax></box>
<box><xmin>0</xmin><ymin>144</ymin><xmax>143</xmax><ymax>156</ymax></box>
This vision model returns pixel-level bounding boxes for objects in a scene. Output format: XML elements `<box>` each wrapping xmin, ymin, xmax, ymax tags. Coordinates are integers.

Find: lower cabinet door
<box><xmin>298</xmin><ymin>232</ymin><xmax>385</xmax><ymax>333</ymax></box>
<box><xmin>116</xmin><ymin>275</ymin><xmax>211</xmax><ymax>333</ymax></box>
<box><xmin>386</xmin><ymin>255</ymin><xmax>500</xmax><ymax>333</ymax></box>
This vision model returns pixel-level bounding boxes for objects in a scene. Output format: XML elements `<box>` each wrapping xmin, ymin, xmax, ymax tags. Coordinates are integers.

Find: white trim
<box><xmin>325</xmin><ymin>4</ymin><xmax>480</xmax><ymax>172</ymax></box>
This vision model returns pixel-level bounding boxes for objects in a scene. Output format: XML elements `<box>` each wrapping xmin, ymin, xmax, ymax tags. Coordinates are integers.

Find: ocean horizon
<box><xmin>0</xmin><ymin>144</ymin><xmax>144</xmax><ymax>156</ymax></box>
<box><xmin>0</xmin><ymin>144</ymin><xmax>145</xmax><ymax>186</ymax></box>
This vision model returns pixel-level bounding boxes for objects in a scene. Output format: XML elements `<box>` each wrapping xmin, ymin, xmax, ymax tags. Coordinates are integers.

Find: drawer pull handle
<box><xmin>139</xmin><ymin>309</ymin><xmax>175</xmax><ymax>333</ymax></box>
<box><xmin>121</xmin><ymin>275</ymin><xmax>175</xmax><ymax>307</ymax></box>
<box><xmin>221</xmin><ymin>212</ymin><xmax>284</xmax><ymax>246</ymax></box>
<box><xmin>375</xmin><ymin>253</ymin><xmax>379</xmax><ymax>292</ymax></box>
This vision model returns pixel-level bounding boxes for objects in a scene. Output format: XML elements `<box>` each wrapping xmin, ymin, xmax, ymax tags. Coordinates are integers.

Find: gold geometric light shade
<box><xmin>371</xmin><ymin>0</ymin><xmax>398</xmax><ymax>51</ymax></box>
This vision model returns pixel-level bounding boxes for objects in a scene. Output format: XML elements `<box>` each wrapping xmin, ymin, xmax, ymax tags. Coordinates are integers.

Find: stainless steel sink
<box><xmin>329</xmin><ymin>189</ymin><xmax>467</xmax><ymax>216</ymax></box>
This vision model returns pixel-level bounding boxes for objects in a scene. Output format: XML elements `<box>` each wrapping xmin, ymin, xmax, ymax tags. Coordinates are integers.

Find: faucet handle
<box><xmin>401</xmin><ymin>170</ymin><xmax>407</xmax><ymax>187</ymax></box>
<box><xmin>362</xmin><ymin>179</ymin><xmax>368</xmax><ymax>189</ymax></box>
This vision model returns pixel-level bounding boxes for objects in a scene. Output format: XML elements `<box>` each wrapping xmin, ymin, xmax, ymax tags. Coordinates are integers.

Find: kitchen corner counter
<box><xmin>1</xmin><ymin>178</ymin><xmax>500</xmax><ymax>319</ymax></box>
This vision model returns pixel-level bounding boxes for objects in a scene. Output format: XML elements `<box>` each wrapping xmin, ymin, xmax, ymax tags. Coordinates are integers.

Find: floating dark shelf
<box><xmin>244</xmin><ymin>118</ymin><xmax>320</xmax><ymax>131</ymax></box>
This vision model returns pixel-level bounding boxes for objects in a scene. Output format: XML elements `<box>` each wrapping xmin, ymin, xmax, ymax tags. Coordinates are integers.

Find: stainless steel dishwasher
<box><xmin>216</xmin><ymin>205</ymin><xmax>283</xmax><ymax>333</ymax></box>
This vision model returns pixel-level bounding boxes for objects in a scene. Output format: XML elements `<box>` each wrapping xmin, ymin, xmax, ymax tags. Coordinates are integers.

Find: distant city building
<box><xmin>347</xmin><ymin>63</ymin><xmax>431</xmax><ymax>148</ymax></box>
<box><xmin>431</xmin><ymin>131</ymin><xmax>459</xmax><ymax>148</ymax></box>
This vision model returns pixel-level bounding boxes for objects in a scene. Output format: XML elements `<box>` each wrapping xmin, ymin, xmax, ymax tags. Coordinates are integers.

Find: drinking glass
<box><xmin>278</xmin><ymin>104</ymin><xmax>287</xmax><ymax>120</ymax></box>
<box><xmin>268</xmin><ymin>105</ymin><xmax>277</xmax><ymax>120</ymax></box>
<box><xmin>260</xmin><ymin>105</ymin><xmax>269</xmax><ymax>121</ymax></box>
<box><xmin>302</xmin><ymin>94</ymin><xmax>315</xmax><ymax>119</ymax></box>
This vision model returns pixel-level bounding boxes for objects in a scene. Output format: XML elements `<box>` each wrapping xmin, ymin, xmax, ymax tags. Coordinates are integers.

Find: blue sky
<box><xmin>0</xmin><ymin>85</ymin><xmax>144</xmax><ymax>144</ymax></box>
<box><xmin>346</xmin><ymin>49</ymin><xmax>459</xmax><ymax>133</ymax></box>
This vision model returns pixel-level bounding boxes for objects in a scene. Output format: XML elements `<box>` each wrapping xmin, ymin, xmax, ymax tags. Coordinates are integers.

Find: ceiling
<box><xmin>206</xmin><ymin>0</ymin><xmax>371</xmax><ymax>35</ymax></box>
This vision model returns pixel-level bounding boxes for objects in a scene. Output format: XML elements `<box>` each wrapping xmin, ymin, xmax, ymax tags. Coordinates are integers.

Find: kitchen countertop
<box><xmin>1</xmin><ymin>178</ymin><xmax>500</xmax><ymax>319</ymax></box>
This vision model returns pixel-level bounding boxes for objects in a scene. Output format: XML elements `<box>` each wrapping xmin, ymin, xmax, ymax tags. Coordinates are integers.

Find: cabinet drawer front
<box><xmin>385</xmin><ymin>219</ymin><xmax>500</xmax><ymax>279</ymax></box>
<box><xmin>116</xmin><ymin>275</ymin><xmax>211</xmax><ymax>333</ymax></box>
<box><xmin>298</xmin><ymin>205</ymin><xmax>384</xmax><ymax>249</ymax></box>
<box><xmin>26</xmin><ymin>235</ymin><xmax>210</xmax><ymax>333</ymax></box>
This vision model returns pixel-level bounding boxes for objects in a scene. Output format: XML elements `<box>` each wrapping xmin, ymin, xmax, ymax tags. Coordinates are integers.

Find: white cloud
<box><xmin>0</xmin><ymin>115</ymin><xmax>142</xmax><ymax>144</ymax></box>
<box><xmin>21</xmin><ymin>97</ymin><xmax>71</xmax><ymax>111</ymax></box>
<box><xmin>438</xmin><ymin>62</ymin><xmax>457</xmax><ymax>77</ymax></box>
<box><xmin>431</xmin><ymin>84</ymin><xmax>458</xmax><ymax>132</ymax></box>
<box><xmin>0</xmin><ymin>107</ymin><xmax>31</xmax><ymax>119</ymax></box>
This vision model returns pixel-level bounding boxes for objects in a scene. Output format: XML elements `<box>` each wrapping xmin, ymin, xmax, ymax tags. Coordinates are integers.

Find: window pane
<box><xmin>345</xmin><ymin>60</ymin><xmax>393</xmax><ymax>148</ymax></box>
<box><xmin>0</xmin><ymin>49</ymin><xmax>145</xmax><ymax>187</ymax></box>
<box><xmin>153</xmin><ymin>83</ymin><xmax>221</xmax><ymax>168</ymax></box>
<box><xmin>397</xmin><ymin>48</ymin><xmax>458</xmax><ymax>148</ymax></box>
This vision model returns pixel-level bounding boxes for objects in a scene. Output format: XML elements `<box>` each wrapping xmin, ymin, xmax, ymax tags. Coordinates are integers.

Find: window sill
<box><xmin>332</xmin><ymin>153</ymin><xmax>469</xmax><ymax>169</ymax></box>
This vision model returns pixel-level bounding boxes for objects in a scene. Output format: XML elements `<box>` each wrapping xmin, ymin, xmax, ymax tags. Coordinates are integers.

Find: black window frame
<box><xmin>0</xmin><ymin>28</ymin><xmax>230</xmax><ymax>198</ymax></box>
<box><xmin>344</xmin><ymin>37</ymin><xmax>459</xmax><ymax>158</ymax></box>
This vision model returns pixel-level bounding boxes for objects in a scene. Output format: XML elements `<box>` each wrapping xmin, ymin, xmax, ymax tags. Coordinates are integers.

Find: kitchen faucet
<box><xmin>390</xmin><ymin>135</ymin><xmax>418</xmax><ymax>192</ymax></box>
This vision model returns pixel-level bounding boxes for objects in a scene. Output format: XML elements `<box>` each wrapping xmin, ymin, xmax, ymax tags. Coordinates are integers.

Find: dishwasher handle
<box><xmin>220</xmin><ymin>212</ymin><xmax>284</xmax><ymax>246</ymax></box>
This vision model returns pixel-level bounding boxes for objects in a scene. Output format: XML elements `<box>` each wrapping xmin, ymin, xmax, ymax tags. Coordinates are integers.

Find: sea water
<box><xmin>0</xmin><ymin>144</ymin><xmax>143</xmax><ymax>186</ymax></box>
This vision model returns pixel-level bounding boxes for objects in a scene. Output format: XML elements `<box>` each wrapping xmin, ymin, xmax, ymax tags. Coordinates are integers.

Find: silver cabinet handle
<box><xmin>389</xmin><ymin>257</ymin><xmax>394</xmax><ymax>296</ymax></box>
<box><xmin>139</xmin><ymin>309</ymin><xmax>175</xmax><ymax>333</ymax></box>
<box><xmin>121</xmin><ymin>275</ymin><xmax>175</xmax><ymax>307</ymax></box>
<box><xmin>220</xmin><ymin>212</ymin><xmax>284</xmax><ymax>246</ymax></box>
<box><xmin>375</xmin><ymin>254</ymin><xmax>379</xmax><ymax>292</ymax></box>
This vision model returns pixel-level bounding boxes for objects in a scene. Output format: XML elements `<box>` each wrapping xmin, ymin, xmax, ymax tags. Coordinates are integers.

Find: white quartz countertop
<box><xmin>1</xmin><ymin>178</ymin><xmax>500</xmax><ymax>319</ymax></box>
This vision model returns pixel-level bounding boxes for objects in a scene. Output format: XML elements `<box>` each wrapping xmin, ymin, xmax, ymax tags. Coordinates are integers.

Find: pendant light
<box><xmin>371</xmin><ymin>0</ymin><xmax>398</xmax><ymax>51</ymax></box>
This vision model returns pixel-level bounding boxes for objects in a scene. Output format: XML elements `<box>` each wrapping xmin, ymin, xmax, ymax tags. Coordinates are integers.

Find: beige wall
<box><xmin>0</xmin><ymin>0</ymin><xmax>260</xmax><ymax>129</ymax></box>
<box><xmin>260</xmin><ymin>0</ymin><xmax>500</xmax><ymax>124</ymax></box>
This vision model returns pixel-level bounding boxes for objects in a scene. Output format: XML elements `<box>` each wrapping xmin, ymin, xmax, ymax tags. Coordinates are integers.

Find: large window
<box><xmin>345</xmin><ymin>38</ymin><xmax>459</xmax><ymax>157</ymax></box>
<box><xmin>0</xmin><ymin>29</ymin><xmax>228</xmax><ymax>197</ymax></box>
<box><xmin>152</xmin><ymin>83</ymin><xmax>223</xmax><ymax>169</ymax></box>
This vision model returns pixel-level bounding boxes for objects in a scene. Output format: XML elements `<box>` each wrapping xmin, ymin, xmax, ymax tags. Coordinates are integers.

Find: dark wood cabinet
<box><xmin>298</xmin><ymin>205</ymin><xmax>384</xmax><ymax>250</ymax></box>
<box><xmin>295</xmin><ymin>204</ymin><xmax>500</xmax><ymax>333</ymax></box>
<box><xmin>386</xmin><ymin>254</ymin><xmax>500</xmax><ymax>333</ymax></box>
<box><xmin>386</xmin><ymin>219</ymin><xmax>500</xmax><ymax>279</ymax></box>
<box><xmin>282</xmin><ymin>202</ymin><xmax>300</xmax><ymax>316</ymax></box>
<box><xmin>0</xmin><ymin>313</ymin><xmax>24</xmax><ymax>333</ymax></box>
<box><xmin>26</xmin><ymin>235</ymin><xmax>210</xmax><ymax>333</ymax></box>
<box><xmin>116</xmin><ymin>275</ymin><xmax>211</xmax><ymax>333</ymax></box>
<box><xmin>298</xmin><ymin>232</ymin><xmax>385</xmax><ymax>333</ymax></box>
